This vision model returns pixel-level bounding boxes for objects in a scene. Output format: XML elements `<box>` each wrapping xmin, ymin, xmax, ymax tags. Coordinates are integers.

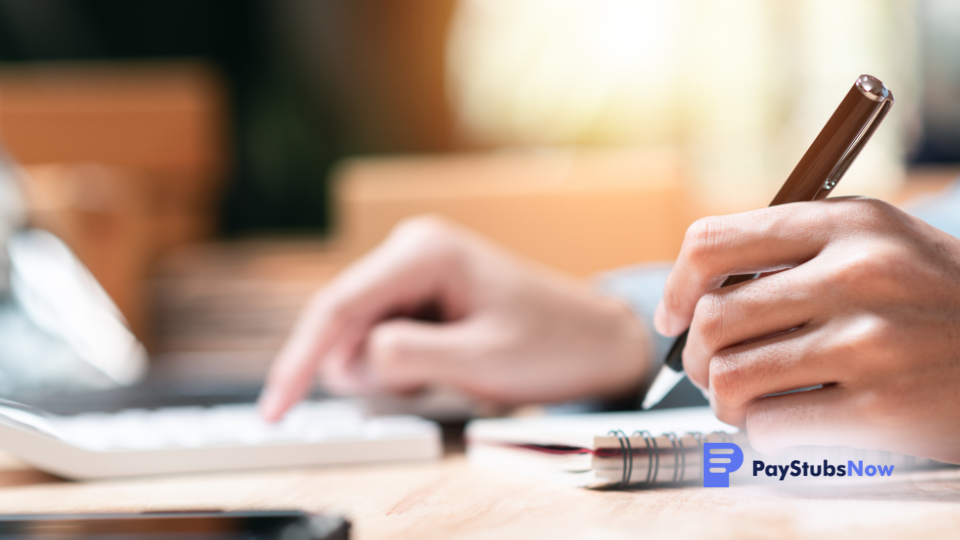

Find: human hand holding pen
<box><xmin>654</xmin><ymin>197</ymin><xmax>960</xmax><ymax>463</ymax></box>
<box><xmin>643</xmin><ymin>74</ymin><xmax>896</xmax><ymax>410</ymax></box>
<box><xmin>258</xmin><ymin>216</ymin><xmax>653</xmax><ymax>421</ymax></box>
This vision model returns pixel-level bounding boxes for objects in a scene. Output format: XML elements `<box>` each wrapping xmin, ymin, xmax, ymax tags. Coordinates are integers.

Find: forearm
<box><xmin>596</xmin><ymin>263</ymin><xmax>673</xmax><ymax>371</ymax></box>
<box><xmin>589</xmin><ymin>263</ymin><xmax>674</xmax><ymax>410</ymax></box>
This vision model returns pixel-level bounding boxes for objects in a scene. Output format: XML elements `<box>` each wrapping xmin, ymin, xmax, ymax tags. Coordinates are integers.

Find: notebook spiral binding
<box><xmin>607</xmin><ymin>430</ymin><xmax>727</xmax><ymax>488</ymax></box>
<box><xmin>607</xmin><ymin>430</ymin><xmax>631</xmax><ymax>487</ymax></box>
<box><xmin>690</xmin><ymin>431</ymin><xmax>704</xmax><ymax>484</ymax></box>
<box><xmin>665</xmin><ymin>432</ymin><xmax>681</xmax><ymax>483</ymax></box>
<box><xmin>634</xmin><ymin>430</ymin><xmax>659</xmax><ymax>485</ymax></box>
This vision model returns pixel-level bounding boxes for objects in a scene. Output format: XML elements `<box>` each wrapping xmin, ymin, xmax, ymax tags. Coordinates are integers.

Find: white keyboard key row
<box><xmin>48</xmin><ymin>400</ymin><xmax>414</xmax><ymax>452</ymax></box>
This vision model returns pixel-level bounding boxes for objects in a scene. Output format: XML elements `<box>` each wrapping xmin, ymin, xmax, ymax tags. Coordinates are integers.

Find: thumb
<box><xmin>364</xmin><ymin>318</ymin><xmax>479</xmax><ymax>393</ymax></box>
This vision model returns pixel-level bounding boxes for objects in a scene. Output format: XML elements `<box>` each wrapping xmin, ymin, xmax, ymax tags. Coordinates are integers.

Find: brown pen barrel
<box><xmin>771</xmin><ymin>75</ymin><xmax>892</xmax><ymax>206</ymax></box>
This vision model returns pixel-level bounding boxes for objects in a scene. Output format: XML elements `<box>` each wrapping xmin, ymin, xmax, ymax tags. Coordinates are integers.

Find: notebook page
<box><xmin>466</xmin><ymin>406</ymin><xmax>736</xmax><ymax>449</ymax></box>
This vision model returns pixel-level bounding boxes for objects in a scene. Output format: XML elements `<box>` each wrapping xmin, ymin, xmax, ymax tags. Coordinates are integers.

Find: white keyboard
<box><xmin>0</xmin><ymin>399</ymin><xmax>441</xmax><ymax>480</ymax></box>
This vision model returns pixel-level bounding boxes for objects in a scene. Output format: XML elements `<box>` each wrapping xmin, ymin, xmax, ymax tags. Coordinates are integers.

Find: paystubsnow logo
<box><xmin>703</xmin><ymin>442</ymin><xmax>895</xmax><ymax>487</ymax></box>
<box><xmin>703</xmin><ymin>442</ymin><xmax>744</xmax><ymax>487</ymax></box>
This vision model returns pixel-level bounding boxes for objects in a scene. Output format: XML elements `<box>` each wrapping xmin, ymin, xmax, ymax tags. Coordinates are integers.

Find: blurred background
<box><xmin>0</xmin><ymin>0</ymin><xmax>957</xmax><ymax>393</ymax></box>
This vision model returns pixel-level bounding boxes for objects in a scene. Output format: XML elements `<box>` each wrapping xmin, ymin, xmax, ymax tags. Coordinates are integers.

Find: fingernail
<box><xmin>258</xmin><ymin>387</ymin><xmax>284</xmax><ymax>422</ymax></box>
<box><xmin>655</xmin><ymin>300</ymin><xmax>685</xmax><ymax>336</ymax></box>
<box><xmin>654</xmin><ymin>300</ymin><xmax>670</xmax><ymax>335</ymax></box>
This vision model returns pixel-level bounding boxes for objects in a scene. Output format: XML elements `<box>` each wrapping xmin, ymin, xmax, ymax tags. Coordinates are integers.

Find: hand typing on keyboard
<box><xmin>260</xmin><ymin>217</ymin><xmax>652</xmax><ymax>421</ymax></box>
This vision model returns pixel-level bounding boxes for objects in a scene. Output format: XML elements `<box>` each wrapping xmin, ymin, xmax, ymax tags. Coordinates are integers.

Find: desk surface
<box><xmin>0</xmin><ymin>452</ymin><xmax>958</xmax><ymax>540</ymax></box>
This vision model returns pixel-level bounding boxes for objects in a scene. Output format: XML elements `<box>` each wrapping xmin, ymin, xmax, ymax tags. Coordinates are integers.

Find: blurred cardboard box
<box><xmin>0</xmin><ymin>62</ymin><xmax>229</xmax><ymax>345</ymax></box>
<box><xmin>0</xmin><ymin>61</ymin><xmax>227</xmax><ymax>207</ymax></box>
<box><xmin>334</xmin><ymin>148</ymin><xmax>691</xmax><ymax>277</ymax></box>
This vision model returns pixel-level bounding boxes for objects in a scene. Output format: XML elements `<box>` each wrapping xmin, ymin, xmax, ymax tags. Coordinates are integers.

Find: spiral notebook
<box><xmin>466</xmin><ymin>407</ymin><xmax>733</xmax><ymax>488</ymax></box>
<box><xmin>466</xmin><ymin>406</ymin><xmax>946</xmax><ymax>488</ymax></box>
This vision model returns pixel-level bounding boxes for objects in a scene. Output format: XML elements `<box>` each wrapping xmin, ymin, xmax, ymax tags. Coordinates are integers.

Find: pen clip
<box><xmin>814</xmin><ymin>95</ymin><xmax>894</xmax><ymax>200</ymax></box>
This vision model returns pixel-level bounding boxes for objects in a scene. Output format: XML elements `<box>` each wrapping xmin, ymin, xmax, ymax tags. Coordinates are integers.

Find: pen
<box><xmin>642</xmin><ymin>74</ymin><xmax>895</xmax><ymax>410</ymax></box>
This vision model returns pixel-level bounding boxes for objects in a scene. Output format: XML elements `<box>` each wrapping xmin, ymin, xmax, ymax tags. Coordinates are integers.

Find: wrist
<box><xmin>592</xmin><ymin>294</ymin><xmax>657</xmax><ymax>405</ymax></box>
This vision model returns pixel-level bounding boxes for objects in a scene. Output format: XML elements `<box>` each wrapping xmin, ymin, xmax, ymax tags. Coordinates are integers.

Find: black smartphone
<box><xmin>0</xmin><ymin>510</ymin><xmax>349</xmax><ymax>540</ymax></box>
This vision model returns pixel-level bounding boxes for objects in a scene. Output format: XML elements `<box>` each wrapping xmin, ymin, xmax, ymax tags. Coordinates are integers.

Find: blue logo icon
<box><xmin>703</xmin><ymin>442</ymin><xmax>744</xmax><ymax>487</ymax></box>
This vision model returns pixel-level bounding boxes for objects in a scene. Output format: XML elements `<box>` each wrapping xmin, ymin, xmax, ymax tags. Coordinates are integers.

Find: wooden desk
<box><xmin>1</xmin><ymin>451</ymin><xmax>959</xmax><ymax>539</ymax></box>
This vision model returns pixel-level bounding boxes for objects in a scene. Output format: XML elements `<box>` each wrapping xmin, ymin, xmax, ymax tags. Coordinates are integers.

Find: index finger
<box><xmin>258</xmin><ymin>220</ymin><xmax>466</xmax><ymax>420</ymax></box>
<box><xmin>654</xmin><ymin>202</ymin><xmax>838</xmax><ymax>337</ymax></box>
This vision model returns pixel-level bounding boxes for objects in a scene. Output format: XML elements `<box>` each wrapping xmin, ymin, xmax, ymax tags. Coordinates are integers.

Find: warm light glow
<box><xmin>447</xmin><ymin>0</ymin><xmax>917</xmax><ymax>205</ymax></box>
<box><xmin>447</xmin><ymin>0</ymin><xmax>683</xmax><ymax>147</ymax></box>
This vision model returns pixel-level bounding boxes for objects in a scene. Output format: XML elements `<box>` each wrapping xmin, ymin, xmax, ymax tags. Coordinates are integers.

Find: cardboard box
<box><xmin>334</xmin><ymin>148</ymin><xmax>691</xmax><ymax>276</ymax></box>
